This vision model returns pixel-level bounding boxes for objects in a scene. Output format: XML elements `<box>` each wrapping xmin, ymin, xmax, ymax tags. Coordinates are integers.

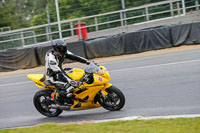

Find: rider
<box><xmin>45</xmin><ymin>39</ymin><xmax>90</xmax><ymax>104</ymax></box>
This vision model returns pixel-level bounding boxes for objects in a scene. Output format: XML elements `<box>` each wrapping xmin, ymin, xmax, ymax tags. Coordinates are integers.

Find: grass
<box><xmin>0</xmin><ymin>117</ymin><xmax>200</xmax><ymax>133</ymax></box>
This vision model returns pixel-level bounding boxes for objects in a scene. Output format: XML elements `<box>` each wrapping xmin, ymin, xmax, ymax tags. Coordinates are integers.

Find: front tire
<box><xmin>98</xmin><ymin>86</ymin><xmax>125</xmax><ymax>111</ymax></box>
<box><xmin>33</xmin><ymin>90</ymin><xmax>63</xmax><ymax>117</ymax></box>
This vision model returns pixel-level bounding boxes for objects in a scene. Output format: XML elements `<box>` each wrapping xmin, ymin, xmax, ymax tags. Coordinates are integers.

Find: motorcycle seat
<box><xmin>40</xmin><ymin>74</ymin><xmax>46</xmax><ymax>82</ymax></box>
<box><xmin>43</xmin><ymin>80</ymin><xmax>52</xmax><ymax>86</ymax></box>
<box><xmin>64</xmin><ymin>67</ymin><xmax>72</xmax><ymax>71</ymax></box>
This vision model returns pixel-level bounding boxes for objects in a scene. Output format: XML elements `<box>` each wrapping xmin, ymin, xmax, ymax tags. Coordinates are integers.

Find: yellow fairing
<box><xmin>70</xmin><ymin>83</ymin><xmax>112</xmax><ymax>110</ymax></box>
<box><xmin>83</xmin><ymin>66</ymin><xmax>111</xmax><ymax>87</ymax></box>
<box><xmin>66</xmin><ymin>68</ymin><xmax>84</xmax><ymax>81</ymax></box>
<box><xmin>70</xmin><ymin>100</ymin><xmax>100</xmax><ymax>110</ymax></box>
<box><xmin>101</xmin><ymin>83</ymin><xmax>112</xmax><ymax>96</ymax></box>
<box><xmin>27</xmin><ymin>74</ymin><xmax>44</xmax><ymax>83</ymax></box>
<box><xmin>70</xmin><ymin>85</ymin><xmax>103</xmax><ymax>110</ymax></box>
<box><xmin>27</xmin><ymin>74</ymin><xmax>55</xmax><ymax>89</ymax></box>
<box><xmin>99</xmin><ymin>66</ymin><xmax>111</xmax><ymax>80</ymax></box>
<box><xmin>69</xmin><ymin>66</ymin><xmax>112</xmax><ymax>110</ymax></box>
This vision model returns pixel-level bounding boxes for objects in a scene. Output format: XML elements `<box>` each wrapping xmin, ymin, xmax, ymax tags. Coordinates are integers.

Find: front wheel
<box><xmin>98</xmin><ymin>86</ymin><xmax>125</xmax><ymax>111</ymax></box>
<box><xmin>33</xmin><ymin>90</ymin><xmax>63</xmax><ymax>117</ymax></box>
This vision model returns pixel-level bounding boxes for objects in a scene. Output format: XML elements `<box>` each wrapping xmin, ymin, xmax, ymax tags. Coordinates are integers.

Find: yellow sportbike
<box><xmin>27</xmin><ymin>63</ymin><xmax>125</xmax><ymax>117</ymax></box>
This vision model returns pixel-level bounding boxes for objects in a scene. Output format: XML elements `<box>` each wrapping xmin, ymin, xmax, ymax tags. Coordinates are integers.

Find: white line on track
<box><xmin>0</xmin><ymin>59</ymin><xmax>200</xmax><ymax>87</ymax></box>
<box><xmin>0</xmin><ymin>81</ymin><xmax>33</xmax><ymax>87</ymax></box>
<box><xmin>110</xmin><ymin>59</ymin><xmax>200</xmax><ymax>73</ymax></box>
<box><xmin>94</xmin><ymin>114</ymin><xmax>200</xmax><ymax>123</ymax></box>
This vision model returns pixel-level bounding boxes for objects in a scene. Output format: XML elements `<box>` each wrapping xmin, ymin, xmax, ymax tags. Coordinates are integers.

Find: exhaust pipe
<box><xmin>50</xmin><ymin>104</ymin><xmax>71</xmax><ymax>110</ymax></box>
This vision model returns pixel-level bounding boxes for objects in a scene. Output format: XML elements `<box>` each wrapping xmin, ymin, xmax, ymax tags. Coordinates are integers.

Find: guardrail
<box><xmin>0</xmin><ymin>27</ymin><xmax>11</xmax><ymax>32</ymax></box>
<box><xmin>0</xmin><ymin>0</ymin><xmax>199</xmax><ymax>50</ymax></box>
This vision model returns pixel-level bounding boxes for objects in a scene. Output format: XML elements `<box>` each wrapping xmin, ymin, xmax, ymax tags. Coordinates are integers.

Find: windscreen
<box><xmin>85</xmin><ymin>62</ymin><xmax>100</xmax><ymax>73</ymax></box>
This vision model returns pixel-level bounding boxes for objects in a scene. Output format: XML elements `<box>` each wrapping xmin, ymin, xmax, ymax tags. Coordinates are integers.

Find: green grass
<box><xmin>0</xmin><ymin>117</ymin><xmax>200</xmax><ymax>133</ymax></box>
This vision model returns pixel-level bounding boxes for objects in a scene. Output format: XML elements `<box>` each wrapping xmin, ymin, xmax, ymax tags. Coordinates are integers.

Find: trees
<box><xmin>0</xmin><ymin>0</ymin><xmax>28</xmax><ymax>29</ymax></box>
<box><xmin>0</xmin><ymin>0</ymin><xmax>47</xmax><ymax>29</ymax></box>
<box><xmin>0</xmin><ymin>0</ymin><xmax>166</xmax><ymax>30</ymax></box>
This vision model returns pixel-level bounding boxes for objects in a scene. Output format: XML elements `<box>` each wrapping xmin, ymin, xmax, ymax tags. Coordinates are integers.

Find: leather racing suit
<box><xmin>45</xmin><ymin>49</ymin><xmax>89</xmax><ymax>91</ymax></box>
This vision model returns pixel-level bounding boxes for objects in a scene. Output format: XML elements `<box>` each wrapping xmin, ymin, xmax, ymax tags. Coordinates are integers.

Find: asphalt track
<box><xmin>0</xmin><ymin>48</ymin><xmax>200</xmax><ymax>129</ymax></box>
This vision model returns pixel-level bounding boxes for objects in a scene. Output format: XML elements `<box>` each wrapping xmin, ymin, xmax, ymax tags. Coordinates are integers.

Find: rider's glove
<box><xmin>86</xmin><ymin>60</ymin><xmax>90</xmax><ymax>65</ymax></box>
<box><xmin>69</xmin><ymin>80</ymin><xmax>82</xmax><ymax>88</ymax></box>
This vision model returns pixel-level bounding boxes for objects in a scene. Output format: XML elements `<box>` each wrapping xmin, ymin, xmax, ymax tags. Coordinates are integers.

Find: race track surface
<box><xmin>0</xmin><ymin>48</ymin><xmax>200</xmax><ymax>129</ymax></box>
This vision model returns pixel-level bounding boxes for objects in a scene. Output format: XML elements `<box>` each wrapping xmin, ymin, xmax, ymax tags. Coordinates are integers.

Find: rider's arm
<box><xmin>48</xmin><ymin>53</ymin><xmax>72</xmax><ymax>83</ymax></box>
<box><xmin>66</xmin><ymin>51</ymin><xmax>90</xmax><ymax>65</ymax></box>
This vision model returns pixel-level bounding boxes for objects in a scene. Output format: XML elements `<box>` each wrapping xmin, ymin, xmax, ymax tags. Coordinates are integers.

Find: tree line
<box><xmin>0</xmin><ymin>0</ymin><xmax>174</xmax><ymax>30</ymax></box>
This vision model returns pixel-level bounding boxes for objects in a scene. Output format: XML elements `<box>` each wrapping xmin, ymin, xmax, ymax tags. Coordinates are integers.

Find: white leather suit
<box><xmin>45</xmin><ymin>49</ymin><xmax>89</xmax><ymax>90</ymax></box>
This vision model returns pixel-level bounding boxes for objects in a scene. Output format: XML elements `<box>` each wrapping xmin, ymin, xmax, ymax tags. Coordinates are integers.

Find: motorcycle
<box><xmin>27</xmin><ymin>62</ymin><xmax>125</xmax><ymax>117</ymax></box>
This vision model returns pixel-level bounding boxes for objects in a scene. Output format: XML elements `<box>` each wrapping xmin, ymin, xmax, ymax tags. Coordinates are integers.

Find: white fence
<box><xmin>0</xmin><ymin>0</ymin><xmax>199</xmax><ymax>50</ymax></box>
<box><xmin>0</xmin><ymin>27</ymin><xmax>11</xmax><ymax>32</ymax></box>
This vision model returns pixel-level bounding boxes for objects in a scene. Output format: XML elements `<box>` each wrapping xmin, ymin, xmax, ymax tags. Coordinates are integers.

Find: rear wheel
<box><xmin>98</xmin><ymin>86</ymin><xmax>125</xmax><ymax>111</ymax></box>
<box><xmin>33</xmin><ymin>90</ymin><xmax>62</xmax><ymax>117</ymax></box>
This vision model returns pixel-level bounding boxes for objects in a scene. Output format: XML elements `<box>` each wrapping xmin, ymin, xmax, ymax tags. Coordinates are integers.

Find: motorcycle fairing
<box><xmin>70</xmin><ymin>83</ymin><xmax>112</xmax><ymax>110</ymax></box>
<box><xmin>27</xmin><ymin>74</ymin><xmax>56</xmax><ymax>89</ymax></box>
<box><xmin>66</xmin><ymin>68</ymin><xmax>84</xmax><ymax>81</ymax></box>
<box><xmin>67</xmin><ymin>77</ymin><xmax>112</xmax><ymax>110</ymax></box>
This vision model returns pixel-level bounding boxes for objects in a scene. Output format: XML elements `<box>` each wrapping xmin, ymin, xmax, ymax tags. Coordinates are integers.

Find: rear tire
<box><xmin>98</xmin><ymin>86</ymin><xmax>125</xmax><ymax>111</ymax></box>
<box><xmin>33</xmin><ymin>90</ymin><xmax>62</xmax><ymax>117</ymax></box>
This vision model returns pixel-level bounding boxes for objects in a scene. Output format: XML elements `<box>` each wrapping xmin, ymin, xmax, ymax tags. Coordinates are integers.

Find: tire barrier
<box><xmin>171</xmin><ymin>22</ymin><xmax>200</xmax><ymax>46</ymax></box>
<box><xmin>124</xmin><ymin>26</ymin><xmax>172</xmax><ymax>54</ymax></box>
<box><xmin>0</xmin><ymin>48</ymin><xmax>38</xmax><ymax>72</ymax></box>
<box><xmin>84</xmin><ymin>34</ymin><xmax>125</xmax><ymax>59</ymax></box>
<box><xmin>0</xmin><ymin>22</ymin><xmax>200</xmax><ymax>72</ymax></box>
